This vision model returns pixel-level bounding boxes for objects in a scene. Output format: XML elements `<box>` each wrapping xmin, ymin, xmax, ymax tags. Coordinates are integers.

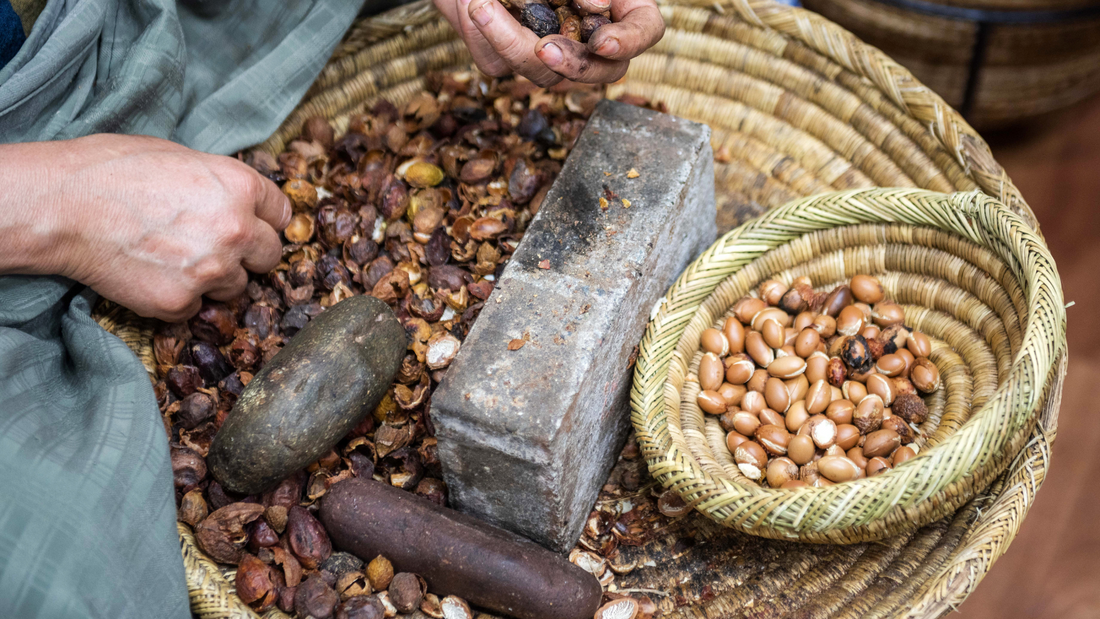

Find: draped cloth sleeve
<box><xmin>0</xmin><ymin>0</ymin><xmax>366</xmax><ymax>617</ymax></box>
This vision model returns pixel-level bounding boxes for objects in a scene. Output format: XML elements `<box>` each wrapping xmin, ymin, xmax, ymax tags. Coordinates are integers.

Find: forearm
<box><xmin>0</xmin><ymin>140</ymin><xmax>80</xmax><ymax>277</ymax></box>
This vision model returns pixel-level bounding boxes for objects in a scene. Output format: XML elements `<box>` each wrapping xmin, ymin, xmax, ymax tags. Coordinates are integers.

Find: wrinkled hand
<box><xmin>15</xmin><ymin>135</ymin><xmax>290</xmax><ymax>322</ymax></box>
<box><xmin>434</xmin><ymin>0</ymin><xmax>664</xmax><ymax>86</ymax></box>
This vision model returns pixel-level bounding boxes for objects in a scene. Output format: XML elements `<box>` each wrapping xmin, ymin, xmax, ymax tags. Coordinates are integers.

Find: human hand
<box><xmin>433</xmin><ymin>0</ymin><xmax>664</xmax><ymax>86</ymax></box>
<box><xmin>0</xmin><ymin>135</ymin><xmax>290</xmax><ymax>322</ymax></box>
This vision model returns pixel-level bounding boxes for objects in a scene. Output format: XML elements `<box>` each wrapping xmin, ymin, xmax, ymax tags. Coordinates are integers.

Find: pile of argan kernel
<box><xmin>695</xmin><ymin>274</ymin><xmax>942</xmax><ymax>487</ymax></box>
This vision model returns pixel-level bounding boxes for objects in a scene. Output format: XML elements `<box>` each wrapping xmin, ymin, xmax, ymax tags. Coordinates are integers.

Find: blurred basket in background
<box><xmin>801</xmin><ymin>0</ymin><xmax>1100</xmax><ymax>127</ymax></box>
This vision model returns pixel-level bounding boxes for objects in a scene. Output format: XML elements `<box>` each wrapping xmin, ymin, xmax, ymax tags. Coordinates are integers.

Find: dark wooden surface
<box><xmin>958</xmin><ymin>96</ymin><xmax>1100</xmax><ymax>619</ymax></box>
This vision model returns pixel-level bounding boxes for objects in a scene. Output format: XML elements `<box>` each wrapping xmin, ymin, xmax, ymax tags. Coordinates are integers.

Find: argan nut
<box><xmin>850</xmin><ymin>274</ymin><xmax>884</xmax><ymax>304</ymax></box>
<box><xmin>764</xmin><ymin>377</ymin><xmax>791</xmax><ymax>412</ymax></box>
<box><xmin>835</xmin><ymin>424</ymin><xmax>861</xmax><ymax>451</ymax></box>
<box><xmin>389</xmin><ymin>573</ymin><xmax>425</xmax><ymax>614</ymax></box>
<box><xmin>785</xmin><ymin>400</ymin><xmax>810</xmax><ymax>432</ymax></box>
<box><xmin>863</xmin><ymin>429</ymin><xmax>901</xmax><ymax>458</ymax></box>
<box><xmin>843</xmin><ymin>380</ymin><xmax>868</xmax><ymax>403</ymax></box>
<box><xmin>768</xmin><ymin>355</ymin><xmax>806</xmax><ymax>379</ymax></box>
<box><xmin>404</xmin><ymin>162</ymin><xmax>445</xmax><ymax>188</ymax></box>
<box><xmin>701</xmin><ymin>328</ymin><xmax>730</xmax><ymax>356</ymax></box>
<box><xmin>840</xmin><ymin>335</ymin><xmax>873</xmax><ymax>373</ymax></box>
<box><xmin>367</xmin><ymin>556</ymin><xmax>394</xmax><ymax>591</ymax></box>
<box><xmin>726</xmin><ymin>431</ymin><xmax>749</xmax><ymax>452</ymax></box>
<box><xmin>847</xmin><ymin>446</ymin><xmax>869</xmax><ymax>470</ymax></box>
<box><xmin>826</xmin><ymin>357</ymin><xmax>847</xmax><ymax>387</ymax></box>
<box><xmin>718</xmin><ymin>383</ymin><xmax>746</xmax><ymax>406</ymax></box>
<box><xmin>800</xmin><ymin>461</ymin><xmax>821</xmax><ymax>485</ymax></box>
<box><xmin>908</xmin><ymin>331</ymin><xmax>932</xmax><ymax>358</ymax></box>
<box><xmin>866</xmin><ymin>373</ymin><xmax>896</xmax><ymax>406</ymax></box>
<box><xmin>761</xmin><ymin>318</ymin><xmax>785</xmax><ymax>348</ymax></box>
<box><xmin>440</xmin><ymin>595</ymin><xmax>474</xmax><ymax>619</ymax></box>
<box><xmin>875</xmin><ymin>353</ymin><xmax>906</xmax><ymax>377</ymax></box>
<box><xmin>893</xmin><ymin>445</ymin><xmax>916</xmax><ymax>466</ymax></box>
<box><xmin>878</xmin><ymin>324</ymin><xmax>910</xmax><ymax>354</ymax></box>
<box><xmin>759</xmin><ymin>280</ymin><xmax>788</xmax><ymax>306</ymax></box>
<box><xmin>811</xmin><ymin>314</ymin><xmax>837</xmax><ymax>338</ymax></box>
<box><xmin>805</xmin><ymin>415</ymin><xmax>838</xmax><ymax>449</ymax></box>
<box><xmin>759</xmin><ymin>408</ymin><xmax>785</xmax><ymax>428</ymax></box>
<box><xmin>848</xmin><ymin>366</ymin><xmax>877</xmax><ymax>384</ymax></box>
<box><xmin>794</xmin><ymin>328</ymin><xmax>821</xmax><ymax>358</ymax></box>
<box><xmin>741</xmin><ymin>390</ymin><xmax>765</xmax><ymax>414</ymax></box>
<box><xmin>806</xmin><ymin>352</ymin><xmax>829</xmax><ymax>383</ymax></box>
<box><xmin>723</xmin><ymin>317</ymin><xmax>746</xmax><ymax>353</ymax></box>
<box><xmin>747</xmin><ymin>369</ymin><xmax>769</xmax><ymax>394</ymax></box>
<box><xmin>788</xmin><ymin>435</ymin><xmax>816</xmax><ymax>465</ymax></box>
<box><xmin>825</xmin><ymin>399</ymin><xmax>854</xmax><ymax>425</ymax></box>
<box><xmin>911</xmin><ymin>358</ymin><xmax>941</xmax><ymax>393</ymax></box>
<box><xmin>697</xmin><ymin>390</ymin><xmax>728</xmax><ymax>415</ymax></box>
<box><xmin>862</xmin><ymin>324</ymin><xmax>881</xmax><ymax>341</ymax></box>
<box><xmin>866</xmin><ymin>457</ymin><xmax>893</xmax><ymax>477</ymax></box>
<box><xmin>836</xmin><ymin>305</ymin><xmax>866</xmax><ymax>336</ymax></box>
<box><xmin>732</xmin><ymin>411</ymin><xmax>761</xmax><ymax>437</ymax></box>
<box><xmin>853</xmin><ymin>394</ymin><xmax>884</xmax><ymax>433</ymax></box>
<box><xmin>766</xmin><ymin>457</ymin><xmax>799</xmax><ymax>488</ymax></box>
<box><xmin>872</xmin><ymin>303</ymin><xmax>905</xmax><ymax>327</ymax></box>
<box><xmin>734</xmin><ymin>441</ymin><xmax>767</xmax><ymax>480</ymax></box>
<box><xmin>894</xmin><ymin>376</ymin><xmax>917</xmax><ymax>397</ymax></box>
<box><xmin>897</xmin><ymin>348</ymin><xmax>916</xmax><ymax>376</ymax></box>
<box><xmin>734</xmin><ymin>297</ymin><xmax>766</xmax><ymax>324</ymax></box>
<box><xmin>579</xmin><ymin>14</ymin><xmax>611</xmax><ymax>43</ymax></box>
<box><xmin>746</xmin><ymin>331</ymin><xmax>775</xmax><ymax>367</ymax></box>
<box><xmin>893</xmin><ymin>393</ymin><xmax>929</xmax><ymax>424</ymax></box>
<box><xmin>756</xmin><ymin>424</ymin><xmax>791</xmax><ymax>456</ymax></box>
<box><xmin>781</xmin><ymin>480</ymin><xmax>809</xmax><ymax>489</ymax></box>
<box><xmin>822</xmin><ymin>285</ymin><xmax>853</xmax><ymax>317</ymax></box>
<box><xmin>818</xmin><ymin>456</ymin><xmax>862</xmax><ymax>482</ymax></box>
<box><xmin>285</xmin><ymin>213</ymin><xmax>316</xmax><ymax>243</ymax></box>
<box><xmin>724</xmin><ymin>354</ymin><xmax>755</xmax><ymax>385</ymax></box>
<box><xmin>698</xmin><ymin>353</ymin><xmax>725</xmax><ymax>392</ymax></box>
<box><xmin>785</xmin><ymin>375</ymin><xmax>809</xmax><ymax>402</ymax></box>
<box><xmin>778</xmin><ymin>285</ymin><xmax>810</xmax><ymax>314</ymax></box>
<box><xmin>882</xmin><ymin>416</ymin><xmax>914</xmax><ymax>443</ymax></box>
<box><xmin>752</xmin><ymin>307</ymin><xmax>791</xmax><ymax>331</ymax></box>
<box><xmin>336</xmin><ymin>572</ymin><xmax>372</xmax><ymax>600</ymax></box>
<box><xmin>805</xmin><ymin>379</ymin><xmax>832</xmax><ymax>414</ymax></box>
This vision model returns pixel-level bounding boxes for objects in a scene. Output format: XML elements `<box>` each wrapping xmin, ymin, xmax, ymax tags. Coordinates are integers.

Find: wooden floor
<box><xmin>957</xmin><ymin>97</ymin><xmax>1100</xmax><ymax>619</ymax></box>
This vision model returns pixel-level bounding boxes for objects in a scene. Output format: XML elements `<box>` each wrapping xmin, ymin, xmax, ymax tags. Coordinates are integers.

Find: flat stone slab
<box><xmin>431</xmin><ymin>100</ymin><xmax>716</xmax><ymax>551</ymax></box>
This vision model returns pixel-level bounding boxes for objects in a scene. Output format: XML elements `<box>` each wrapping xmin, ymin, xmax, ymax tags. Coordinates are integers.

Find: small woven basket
<box><xmin>630</xmin><ymin>187</ymin><xmax>1066</xmax><ymax>544</ymax></box>
<box><xmin>95</xmin><ymin>0</ymin><xmax>1073</xmax><ymax>616</ymax></box>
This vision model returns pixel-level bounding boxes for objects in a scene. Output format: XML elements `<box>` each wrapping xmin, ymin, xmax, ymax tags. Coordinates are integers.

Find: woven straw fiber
<box><xmin>632</xmin><ymin>188</ymin><xmax>1066</xmax><ymax>543</ymax></box>
<box><xmin>91</xmin><ymin>0</ymin><xmax>1071</xmax><ymax>616</ymax></box>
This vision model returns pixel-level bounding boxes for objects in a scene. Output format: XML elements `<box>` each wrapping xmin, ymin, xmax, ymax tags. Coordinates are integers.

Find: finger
<box><xmin>251</xmin><ymin>172</ymin><xmax>292</xmax><ymax>231</ymax></box>
<box><xmin>204</xmin><ymin>265</ymin><xmax>249</xmax><ymax>302</ymax></box>
<box><xmin>468</xmin><ymin>0</ymin><xmax>563</xmax><ymax>87</ymax></box>
<box><xmin>456</xmin><ymin>0</ymin><xmax>513</xmax><ymax>76</ymax></box>
<box><xmin>535</xmin><ymin>36</ymin><xmax>629</xmax><ymax>84</ymax></box>
<box><xmin>240</xmin><ymin>219</ymin><xmax>284</xmax><ymax>274</ymax></box>
<box><xmin>157</xmin><ymin>296</ymin><xmax>203</xmax><ymax>323</ymax></box>
<box><xmin>573</xmin><ymin>0</ymin><xmax>611</xmax><ymax>16</ymax></box>
<box><xmin>587</xmin><ymin>0</ymin><xmax>665</xmax><ymax>60</ymax></box>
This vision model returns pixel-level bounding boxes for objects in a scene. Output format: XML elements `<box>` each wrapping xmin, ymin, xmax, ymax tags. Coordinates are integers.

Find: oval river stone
<box><xmin>208</xmin><ymin>296</ymin><xmax>405</xmax><ymax>494</ymax></box>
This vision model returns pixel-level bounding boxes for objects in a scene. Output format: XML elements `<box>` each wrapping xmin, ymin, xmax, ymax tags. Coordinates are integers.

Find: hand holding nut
<box><xmin>432</xmin><ymin>0</ymin><xmax>664</xmax><ymax>85</ymax></box>
<box><xmin>0</xmin><ymin>134</ymin><xmax>290</xmax><ymax>322</ymax></box>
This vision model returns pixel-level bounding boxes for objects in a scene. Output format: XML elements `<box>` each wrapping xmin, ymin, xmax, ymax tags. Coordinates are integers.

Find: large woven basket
<box><xmin>96</xmin><ymin>0</ymin><xmax>1072</xmax><ymax>616</ymax></box>
<box><xmin>630</xmin><ymin>187</ymin><xmax>1066</xmax><ymax>543</ymax></box>
<box><xmin>801</xmin><ymin>0</ymin><xmax>1100</xmax><ymax>128</ymax></box>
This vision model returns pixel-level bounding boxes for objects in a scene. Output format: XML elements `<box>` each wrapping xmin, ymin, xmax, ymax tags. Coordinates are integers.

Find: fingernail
<box><xmin>597</xmin><ymin>37</ymin><xmax>620</xmax><ymax>56</ymax></box>
<box><xmin>539</xmin><ymin>42</ymin><xmax>563</xmax><ymax>66</ymax></box>
<box><xmin>470</xmin><ymin>1</ymin><xmax>493</xmax><ymax>26</ymax></box>
<box><xmin>592</xmin><ymin>0</ymin><xmax>610</xmax><ymax>9</ymax></box>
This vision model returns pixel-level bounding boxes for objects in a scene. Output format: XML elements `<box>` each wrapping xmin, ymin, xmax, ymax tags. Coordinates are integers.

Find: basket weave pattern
<box><xmin>90</xmin><ymin>0</ymin><xmax>1072</xmax><ymax>616</ymax></box>
<box><xmin>631</xmin><ymin>188</ymin><xmax>1065</xmax><ymax>543</ymax></box>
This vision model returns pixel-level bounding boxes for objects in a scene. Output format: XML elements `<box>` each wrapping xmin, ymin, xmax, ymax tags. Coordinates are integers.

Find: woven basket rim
<box><xmin>630</xmin><ymin>187</ymin><xmax>1066</xmax><ymax>542</ymax></box>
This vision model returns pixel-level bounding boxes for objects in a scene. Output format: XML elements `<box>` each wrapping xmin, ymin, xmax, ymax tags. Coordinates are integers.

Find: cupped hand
<box><xmin>433</xmin><ymin>0</ymin><xmax>664</xmax><ymax>86</ymax></box>
<box><xmin>17</xmin><ymin>135</ymin><xmax>290</xmax><ymax>322</ymax></box>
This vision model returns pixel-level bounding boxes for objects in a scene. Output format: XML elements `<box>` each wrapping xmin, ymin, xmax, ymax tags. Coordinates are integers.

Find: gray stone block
<box><xmin>431</xmin><ymin>100</ymin><xmax>716</xmax><ymax>551</ymax></box>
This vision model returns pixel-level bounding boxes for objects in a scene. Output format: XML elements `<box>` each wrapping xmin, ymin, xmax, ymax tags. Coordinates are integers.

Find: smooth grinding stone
<box><xmin>431</xmin><ymin>100</ymin><xmax>716</xmax><ymax>551</ymax></box>
<box><xmin>321</xmin><ymin>478</ymin><xmax>602</xmax><ymax>619</ymax></box>
<box><xmin>208</xmin><ymin>296</ymin><xmax>405</xmax><ymax>494</ymax></box>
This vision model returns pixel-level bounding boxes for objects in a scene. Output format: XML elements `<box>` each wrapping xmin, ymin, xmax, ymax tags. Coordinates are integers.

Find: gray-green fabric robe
<box><xmin>0</xmin><ymin>0</ymin><xmax>365</xmax><ymax>616</ymax></box>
